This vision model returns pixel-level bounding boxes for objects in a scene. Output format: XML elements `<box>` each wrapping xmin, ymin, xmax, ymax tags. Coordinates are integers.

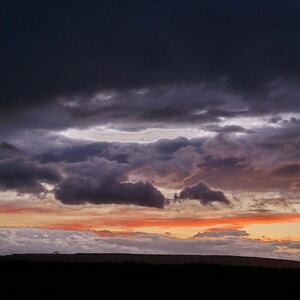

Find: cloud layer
<box><xmin>1</xmin><ymin>125</ymin><xmax>300</xmax><ymax>209</ymax></box>
<box><xmin>2</xmin><ymin>1</ymin><xmax>300</xmax><ymax>111</ymax></box>
<box><xmin>1</xmin><ymin>227</ymin><xmax>300</xmax><ymax>261</ymax></box>
<box><xmin>1</xmin><ymin>1</ymin><xmax>300</xmax><ymax>244</ymax></box>
<box><xmin>1</xmin><ymin>1</ymin><xmax>300</xmax><ymax>134</ymax></box>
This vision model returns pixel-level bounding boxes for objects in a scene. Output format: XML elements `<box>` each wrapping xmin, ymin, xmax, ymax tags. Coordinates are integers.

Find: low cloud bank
<box><xmin>1</xmin><ymin>227</ymin><xmax>299</xmax><ymax>261</ymax></box>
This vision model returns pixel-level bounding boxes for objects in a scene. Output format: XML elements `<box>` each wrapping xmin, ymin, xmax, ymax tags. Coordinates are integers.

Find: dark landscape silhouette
<box><xmin>1</xmin><ymin>254</ymin><xmax>300</xmax><ymax>299</ymax></box>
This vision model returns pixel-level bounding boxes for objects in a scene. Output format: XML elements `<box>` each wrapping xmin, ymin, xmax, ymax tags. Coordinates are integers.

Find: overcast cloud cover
<box><xmin>1</xmin><ymin>0</ymin><xmax>300</xmax><ymax>206</ymax></box>
<box><xmin>1</xmin><ymin>1</ymin><xmax>300</xmax><ymax>256</ymax></box>
<box><xmin>2</xmin><ymin>0</ymin><xmax>300</xmax><ymax>134</ymax></box>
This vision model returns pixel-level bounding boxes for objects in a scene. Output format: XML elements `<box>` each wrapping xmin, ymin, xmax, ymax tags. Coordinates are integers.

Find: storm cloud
<box><xmin>2</xmin><ymin>1</ymin><xmax>300</xmax><ymax>99</ymax></box>
<box><xmin>175</xmin><ymin>181</ymin><xmax>230</xmax><ymax>206</ymax></box>
<box><xmin>0</xmin><ymin>158</ymin><xmax>61</xmax><ymax>194</ymax></box>
<box><xmin>1</xmin><ymin>1</ymin><xmax>300</xmax><ymax>215</ymax></box>
<box><xmin>55</xmin><ymin>176</ymin><xmax>165</xmax><ymax>208</ymax></box>
<box><xmin>1</xmin><ymin>1</ymin><xmax>300</xmax><ymax>134</ymax></box>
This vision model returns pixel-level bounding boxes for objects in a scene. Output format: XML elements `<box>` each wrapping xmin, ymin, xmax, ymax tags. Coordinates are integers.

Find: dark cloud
<box><xmin>1</xmin><ymin>0</ymin><xmax>300</xmax><ymax>216</ymax></box>
<box><xmin>37</xmin><ymin>138</ymin><xmax>205</xmax><ymax>189</ymax></box>
<box><xmin>271</xmin><ymin>164</ymin><xmax>300</xmax><ymax>178</ymax></box>
<box><xmin>0</xmin><ymin>142</ymin><xmax>24</xmax><ymax>159</ymax></box>
<box><xmin>153</xmin><ymin>137</ymin><xmax>190</xmax><ymax>156</ymax></box>
<box><xmin>0</xmin><ymin>83</ymin><xmax>247</xmax><ymax>132</ymax></box>
<box><xmin>202</xmin><ymin>133</ymin><xmax>247</xmax><ymax>160</ymax></box>
<box><xmin>37</xmin><ymin>141</ymin><xmax>142</xmax><ymax>164</ymax></box>
<box><xmin>51</xmin><ymin>157</ymin><xmax>165</xmax><ymax>208</ymax></box>
<box><xmin>0</xmin><ymin>158</ymin><xmax>61</xmax><ymax>193</ymax></box>
<box><xmin>175</xmin><ymin>181</ymin><xmax>230</xmax><ymax>206</ymax></box>
<box><xmin>39</xmin><ymin>135</ymin><xmax>202</xmax><ymax>161</ymax></box>
<box><xmin>250</xmin><ymin>196</ymin><xmax>295</xmax><ymax>212</ymax></box>
<box><xmin>0</xmin><ymin>130</ymin><xmax>299</xmax><ymax>208</ymax></box>
<box><xmin>2</xmin><ymin>0</ymin><xmax>300</xmax><ymax>127</ymax></box>
<box><xmin>0</xmin><ymin>142</ymin><xmax>22</xmax><ymax>154</ymax></box>
<box><xmin>33</xmin><ymin>124</ymin><xmax>300</xmax><ymax>193</ymax></box>
<box><xmin>0</xmin><ymin>142</ymin><xmax>169</xmax><ymax>207</ymax></box>
<box><xmin>204</xmin><ymin>125</ymin><xmax>253</xmax><ymax>134</ymax></box>
<box><xmin>55</xmin><ymin>176</ymin><xmax>165</xmax><ymax>208</ymax></box>
<box><xmin>194</xmin><ymin>230</ymin><xmax>249</xmax><ymax>238</ymax></box>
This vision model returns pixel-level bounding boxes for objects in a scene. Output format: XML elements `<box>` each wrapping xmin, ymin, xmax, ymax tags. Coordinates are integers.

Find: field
<box><xmin>1</xmin><ymin>254</ymin><xmax>300</xmax><ymax>299</ymax></box>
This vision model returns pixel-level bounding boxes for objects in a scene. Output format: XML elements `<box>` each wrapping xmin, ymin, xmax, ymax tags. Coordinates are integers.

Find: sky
<box><xmin>1</xmin><ymin>0</ymin><xmax>300</xmax><ymax>259</ymax></box>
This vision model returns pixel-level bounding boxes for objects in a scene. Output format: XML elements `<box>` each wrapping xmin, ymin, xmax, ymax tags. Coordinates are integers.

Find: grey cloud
<box><xmin>17</xmin><ymin>84</ymin><xmax>246</xmax><ymax>132</ymax></box>
<box><xmin>37</xmin><ymin>138</ymin><xmax>205</xmax><ymax>190</ymax></box>
<box><xmin>55</xmin><ymin>176</ymin><xmax>165</xmax><ymax>208</ymax></box>
<box><xmin>37</xmin><ymin>141</ymin><xmax>140</xmax><ymax>163</ymax></box>
<box><xmin>204</xmin><ymin>125</ymin><xmax>253</xmax><ymax>134</ymax></box>
<box><xmin>1</xmin><ymin>77</ymin><xmax>300</xmax><ymax>140</ymax></box>
<box><xmin>0</xmin><ymin>158</ymin><xmax>61</xmax><ymax>194</ymax></box>
<box><xmin>2</xmin><ymin>0</ymin><xmax>300</xmax><ymax>233</ymax></box>
<box><xmin>202</xmin><ymin>134</ymin><xmax>247</xmax><ymax>160</ymax></box>
<box><xmin>2</xmin><ymin>123</ymin><xmax>300</xmax><ymax>203</ymax></box>
<box><xmin>1</xmin><ymin>227</ymin><xmax>300</xmax><ymax>261</ymax></box>
<box><xmin>33</xmin><ymin>123</ymin><xmax>300</xmax><ymax>194</ymax></box>
<box><xmin>3</xmin><ymin>1</ymin><xmax>300</xmax><ymax>116</ymax></box>
<box><xmin>271</xmin><ymin>164</ymin><xmax>300</xmax><ymax>178</ymax></box>
<box><xmin>1</xmin><ymin>80</ymin><xmax>299</xmax><ymax>135</ymax></box>
<box><xmin>194</xmin><ymin>230</ymin><xmax>249</xmax><ymax>238</ymax></box>
<box><xmin>175</xmin><ymin>181</ymin><xmax>230</xmax><ymax>206</ymax></box>
<box><xmin>0</xmin><ymin>142</ymin><xmax>23</xmax><ymax>154</ymax></box>
<box><xmin>0</xmin><ymin>145</ymin><xmax>168</xmax><ymax>208</ymax></box>
<box><xmin>37</xmin><ymin>137</ymin><xmax>200</xmax><ymax>164</ymax></box>
<box><xmin>153</xmin><ymin>137</ymin><xmax>190</xmax><ymax>156</ymax></box>
<box><xmin>2</xmin><ymin>1</ymin><xmax>300</xmax><ymax>140</ymax></box>
<box><xmin>250</xmin><ymin>197</ymin><xmax>295</xmax><ymax>212</ymax></box>
<box><xmin>0</xmin><ymin>142</ymin><xmax>24</xmax><ymax>160</ymax></box>
<box><xmin>64</xmin><ymin>158</ymin><xmax>128</xmax><ymax>182</ymax></box>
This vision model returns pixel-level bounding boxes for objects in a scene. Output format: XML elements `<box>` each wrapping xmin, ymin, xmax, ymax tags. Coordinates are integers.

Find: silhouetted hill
<box><xmin>1</xmin><ymin>253</ymin><xmax>300</xmax><ymax>268</ymax></box>
<box><xmin>1</xmin><ymin>254</ymin><xmax>300</xmax><ymax>299</ymax></box>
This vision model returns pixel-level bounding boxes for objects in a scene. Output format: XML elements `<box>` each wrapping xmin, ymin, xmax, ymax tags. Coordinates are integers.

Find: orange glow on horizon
<box><xmin>1</xmin><ymin>202</ymin><xmax>300</xmax><ymax>239</ymax></box>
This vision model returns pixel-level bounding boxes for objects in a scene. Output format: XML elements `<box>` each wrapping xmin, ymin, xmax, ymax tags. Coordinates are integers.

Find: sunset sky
<box><xmin>1</xmin><ymin>1</ymin><xmax>300</xmax><ymax>259</ymax></box>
